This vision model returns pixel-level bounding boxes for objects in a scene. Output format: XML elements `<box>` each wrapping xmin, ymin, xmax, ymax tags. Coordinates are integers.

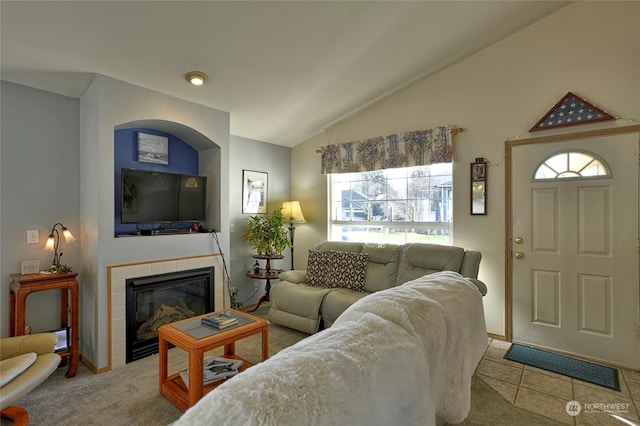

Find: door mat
<box><xmin>504</xmin><ymin>344</ymin><xmax>620</xmax><ymax>391</ymax></box>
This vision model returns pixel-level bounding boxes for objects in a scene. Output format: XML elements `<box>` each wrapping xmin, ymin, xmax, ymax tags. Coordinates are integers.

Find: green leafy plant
<box><xmin>242</xmin><ymin>208</ymin><xmax>291</xmax><ymax>256</ymax></box>
<box><xmin>50</xmin><ymin>263</ymin><xmax>72</xmax><ymax>274</ymax></box>
<box><xmin>229</xmin><ymin>286</ymin><xmax>241</xmax><ymax>309</ymax></box>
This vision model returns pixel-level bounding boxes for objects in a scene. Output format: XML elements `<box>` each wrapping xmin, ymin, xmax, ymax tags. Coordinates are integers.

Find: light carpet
<box><xmin>3</xmin><ymin>305</ymin><xmax>561</xmax><ymax>426</ymax></box>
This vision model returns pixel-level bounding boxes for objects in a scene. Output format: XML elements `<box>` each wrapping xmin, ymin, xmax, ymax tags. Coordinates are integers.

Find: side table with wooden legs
<box><xmin>9</xmin><ymin>272</ymin><xmax>79</xmax><ymax>378</ymax></box>
<box><xmin>247</xmin><ymin>254</ymin><xmax>283</xmax><ymax>312</ymax></box>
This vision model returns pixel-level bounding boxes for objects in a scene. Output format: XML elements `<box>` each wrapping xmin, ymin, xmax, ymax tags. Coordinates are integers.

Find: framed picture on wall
<box><xmin>472</xmin><ymin>162</ymin><xmax>486</xmax><ymax>180</ymax></box>
<box><xmin>138</xmin><ymin>132</ymin><xmax>169</xmax><ymax>165</ymax></box>
<box><xmin>242</xmin><ymin>170</ymin><xmax>268</xmax><ymax>214</ymax></box>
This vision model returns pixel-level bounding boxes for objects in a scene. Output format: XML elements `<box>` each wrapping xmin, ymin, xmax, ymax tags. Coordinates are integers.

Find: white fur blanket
<box><xmin>174</xmin><ymin>271</ymin><xmax>488</xmax><ymax>426</ymax></box>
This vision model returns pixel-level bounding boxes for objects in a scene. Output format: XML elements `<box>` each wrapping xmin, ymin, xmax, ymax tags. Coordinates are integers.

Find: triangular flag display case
<box><xmin>530</xmin><ymin>92</ymin><xmax>614</xmax><ymax>132</ymax></box>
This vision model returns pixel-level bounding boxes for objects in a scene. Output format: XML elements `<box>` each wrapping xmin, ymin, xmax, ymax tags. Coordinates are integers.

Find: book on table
<box><xmin>180</xmin><ymin>356</ymin><xmax>244</xmax><ymax>387</ymax></box>
<box><xmin>201</xmin><ymin>311</ymin><xmax>239</xmax><ymax>329</ymax></box>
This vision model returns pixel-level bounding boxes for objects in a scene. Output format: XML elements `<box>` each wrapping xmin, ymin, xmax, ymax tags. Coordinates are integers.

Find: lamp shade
<box><xmin>281</xmin><ymin>201</ymin><xmax>306</xmax><ymax>223</ymax></box>
<box><xmin>44</xmin><ymin>235</ymin><xmax>56</xmax><ymax>251</ymax></box>
<box><xmin>62</xmin><ymin>227</ymin><xmax>76</xmax><ymax>243</ymax></box>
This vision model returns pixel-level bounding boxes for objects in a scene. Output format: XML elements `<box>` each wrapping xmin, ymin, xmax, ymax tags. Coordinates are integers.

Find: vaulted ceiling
<box><xmin>1</xmin><ymin>1</ymin><xmax>567</xmax><ymax>147</ymax></box>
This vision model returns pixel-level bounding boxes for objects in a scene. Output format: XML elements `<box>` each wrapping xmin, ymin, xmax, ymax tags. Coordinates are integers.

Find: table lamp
<box><xmin>44</xmin><ymin>222</ymin><xmax>75</xmax><ymax>271</ymax></box>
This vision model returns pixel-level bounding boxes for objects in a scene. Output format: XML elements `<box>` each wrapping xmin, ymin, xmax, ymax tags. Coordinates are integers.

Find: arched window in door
<box><xmin>533</xmin><ymin>150</ymin><xmax>610</xmax><ymax>180</ymax></box>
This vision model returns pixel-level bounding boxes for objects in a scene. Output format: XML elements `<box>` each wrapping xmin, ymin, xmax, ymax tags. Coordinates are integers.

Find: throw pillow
<box><xmin>326</xmin><ymin>251</ymin><xmax>369</xmax><ymax>292</ymax></box>
<box><xmin>305</xmin><ymin>250</ymin><xmax>329</xmax><ymax>287</ymax></box>
<box><xmin>0</xmin><ymin>352</ymin><xmax>37</xmax><ymax>387</ymax></box>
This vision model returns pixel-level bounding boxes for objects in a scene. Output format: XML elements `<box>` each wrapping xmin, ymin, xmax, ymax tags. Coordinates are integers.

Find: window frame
<box><xmin>533</xmin><ymin>150</ymin><xmax>610</xmax><ymax>181</ymax></box>
<box><xmin>328</xmin><ymin>164</ymin><xmax>453</xmax><ymax>245</ymax></box>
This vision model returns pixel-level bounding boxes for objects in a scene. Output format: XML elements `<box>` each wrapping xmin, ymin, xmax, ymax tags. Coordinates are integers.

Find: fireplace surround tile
<box><xmin>137</xmin><ymin>263</ymin><xmax>152</xmax><ymax>278</ymax></box>
<box><xmin>162</xmin><ymin>261</ymin><xmax>177</xmax><ymax>274</ymax></box>
<box><xmin>111</xmin><ymin>266</ymin><xmax>125</xmax><ymax>281</ymax></box>
<box><xmin>151</xmin><ymin>263</ymin><xmax>163</xmax><ymax>275</ymax></box>
<box><xmin>108</xmin><ymin>254</ymin><xmax>224</xmax><ymax>369</ymax></box>
<box><xmin>125</xmin><ymin>265</ymin><xmax>140</xmax><ymax>279</ymax></box>
<box><xmin>176</xmin><ymin>259</ymin><xmax>187</xmax><ymax>271</ymax></box>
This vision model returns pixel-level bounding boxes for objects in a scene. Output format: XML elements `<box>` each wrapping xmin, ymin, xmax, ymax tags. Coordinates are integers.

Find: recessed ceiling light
<box><xmin>185</xmin><ymin>71</ymin><xmax>208</xmax><ymax>86</ymax></box>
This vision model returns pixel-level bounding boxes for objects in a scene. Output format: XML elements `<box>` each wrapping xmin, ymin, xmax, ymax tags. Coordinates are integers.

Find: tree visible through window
<box><xmin>329</xmin><ymin>164</ymin><xmax>452</xmax><ymax>244</ymax></box>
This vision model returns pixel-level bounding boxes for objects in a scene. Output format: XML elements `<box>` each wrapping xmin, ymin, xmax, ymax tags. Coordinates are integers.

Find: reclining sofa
<box><xmin>268</xmin><ymin>241</ymin><xmax>487</xmax><ymax>334</ymax></box>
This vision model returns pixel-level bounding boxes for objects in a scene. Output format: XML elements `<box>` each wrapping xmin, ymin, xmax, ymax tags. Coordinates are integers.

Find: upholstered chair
<box><xmin>0</xmin><ymin>333</ymin><xmax>61</xmax><ymax>426</ymax></box>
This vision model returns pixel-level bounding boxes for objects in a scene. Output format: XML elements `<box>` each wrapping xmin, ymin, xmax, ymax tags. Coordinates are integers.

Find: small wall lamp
<box><xmin>281</xmin><ymin>201</ymin><xmax>306</xmax><ymax>270</ymax></box>
<box><xmin>44</xmin><ymin>222</ymin><xmax>75</xmax><ymax>272</ymax></box>
<box><xmin>185</xmin><ymin>71</ymin><xmax>208</xmax><ymax>86</ymax></box>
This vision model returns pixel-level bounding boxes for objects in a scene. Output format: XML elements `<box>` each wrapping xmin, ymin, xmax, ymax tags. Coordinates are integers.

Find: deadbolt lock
<box><xmin>515</xmin><ymin>237</ymin><xmax>524</xmax><ymax>244</ymax></box>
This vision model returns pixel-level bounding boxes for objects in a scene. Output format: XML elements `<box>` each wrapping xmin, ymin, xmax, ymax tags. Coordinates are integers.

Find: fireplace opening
<box><xmin>126</xmin><ymin>267</ymin><xmax>214</xmax><ymax>363</ymax></box>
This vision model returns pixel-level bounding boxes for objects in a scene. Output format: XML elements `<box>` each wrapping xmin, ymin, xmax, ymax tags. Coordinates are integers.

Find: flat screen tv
<box><xmin>121</xmin><ymin>168</ymin><xmax>207</xmax><ymax>224</ymax></box>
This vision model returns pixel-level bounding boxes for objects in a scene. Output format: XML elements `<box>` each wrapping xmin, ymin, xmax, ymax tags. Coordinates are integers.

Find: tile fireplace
<box><xmin>125</xmin><ymin>267</ymin><xmax>214</xmax><ymax>363</ymax></box>
<box><xmin>109</xmin><ymin>254</ymin><xmax>224</xmax><ymax>370</ymax></box>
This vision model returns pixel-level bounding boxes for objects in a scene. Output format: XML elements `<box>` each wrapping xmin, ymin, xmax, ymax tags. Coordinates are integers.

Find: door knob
<box><xmin>515</xmin><ymin>237</ymin><xmax>524</xmax><ymax>244</ymax></box>
<box><xmin>514</xmin><ymin>252</ymin><xmax>524</xmax><ymax>259</ymax></box>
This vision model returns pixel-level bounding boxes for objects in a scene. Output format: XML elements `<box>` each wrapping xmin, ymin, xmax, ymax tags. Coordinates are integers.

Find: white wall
<box><xmin>0</xmin><ymin>81</ymin><xmax>80</xmax><ymax>336</ymax></box>
<box><xmin>291</xmin><ymin>2</ymin><xmax>640</xmax><ymax>336</ymax></box>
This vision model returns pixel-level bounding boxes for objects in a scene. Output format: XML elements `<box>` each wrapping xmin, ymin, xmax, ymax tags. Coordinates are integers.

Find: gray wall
<box><xmin>228</xmin><ymin>135</ymin><xmax>292</xmax><ymax>307</ymax></box>
<box><xmin>0</xmin><ymin>81</ymin><xmax>81</xmax><ymax>336</ymax></box>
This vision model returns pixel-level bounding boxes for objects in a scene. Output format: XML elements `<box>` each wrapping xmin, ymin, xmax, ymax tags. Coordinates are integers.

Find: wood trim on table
<box><xmin>158</xmin><ymin>309</ymin><xmax>269</xmax><ymax>411</ymax></box>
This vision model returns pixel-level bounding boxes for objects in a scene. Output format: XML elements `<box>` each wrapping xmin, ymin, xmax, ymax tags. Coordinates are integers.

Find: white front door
<box><xmin>511</xmin><ymin>132</ymin><xmax>639</xmax><ymax>369</ymax></box>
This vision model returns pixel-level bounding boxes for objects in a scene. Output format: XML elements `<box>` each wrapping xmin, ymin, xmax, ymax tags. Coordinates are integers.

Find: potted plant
<box><xmin>242</xmin><ymin>208</ymin><xmax>291</xmax><ymax>256</ymax></box>
<box><xmin>229</xmin><ymin>286</ymin><xmax>241</xmax><ymax>309</ymax></box>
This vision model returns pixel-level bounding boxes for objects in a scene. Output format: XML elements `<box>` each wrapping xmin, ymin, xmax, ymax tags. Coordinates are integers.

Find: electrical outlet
<box><xmin>27</xmin><ymin>229</ymin><xmax>39</xmax><ymax>244</ymax></box>
<box><xmin>230</xmin><ymin>223</ymin><xmax>235</xmax><ymax>233</ymax></box>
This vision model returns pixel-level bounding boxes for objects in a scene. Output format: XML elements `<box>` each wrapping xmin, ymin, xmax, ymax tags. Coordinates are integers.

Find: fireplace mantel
<box><xmin>108</xmin><ymin>254</ymin><xmax>224</xmax><ymax>370</ymax></box>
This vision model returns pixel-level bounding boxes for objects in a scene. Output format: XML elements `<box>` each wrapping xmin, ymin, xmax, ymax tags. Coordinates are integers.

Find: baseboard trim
<box><xmin>80</xmin><ymin>354</ymin><xmax>110</xmax><ymax>374</ymax></box>
<box><xmin>488</xmin><ymin>332</ymin><xmax>507</xmax><ymax>341</ymax></box>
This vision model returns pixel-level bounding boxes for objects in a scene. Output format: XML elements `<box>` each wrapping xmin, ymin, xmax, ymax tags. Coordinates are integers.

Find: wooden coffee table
<box><xmin>158</xmin><ymin>309</ymin><xmax>269</xmax><ymax>411</ymax></box>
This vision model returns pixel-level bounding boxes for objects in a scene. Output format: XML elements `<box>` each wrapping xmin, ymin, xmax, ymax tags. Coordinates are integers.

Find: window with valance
<box><xmin>323</xmin><ymin>126</ymin><xmax>458</xmax><ymax>245</ymax></box>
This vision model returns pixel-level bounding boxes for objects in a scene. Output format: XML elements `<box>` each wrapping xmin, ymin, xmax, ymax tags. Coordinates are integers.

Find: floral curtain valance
<box><xmin>320</xmin><ymin>125</ymin><xmax>455</xmax><ymax>174</ymax></box>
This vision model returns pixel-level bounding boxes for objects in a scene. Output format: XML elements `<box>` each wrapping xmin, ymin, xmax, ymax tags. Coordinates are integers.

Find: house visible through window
<box><xmin>329</xmin><ymin>164</ymin><xmax>452</xmax><ymax>244</ymax></box>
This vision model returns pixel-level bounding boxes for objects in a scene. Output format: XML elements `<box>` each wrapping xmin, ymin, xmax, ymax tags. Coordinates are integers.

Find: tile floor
<box><xmin>478</xmin><ymin>339</ymin><xmax>640</xmax><ymax>425</ymax></box>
